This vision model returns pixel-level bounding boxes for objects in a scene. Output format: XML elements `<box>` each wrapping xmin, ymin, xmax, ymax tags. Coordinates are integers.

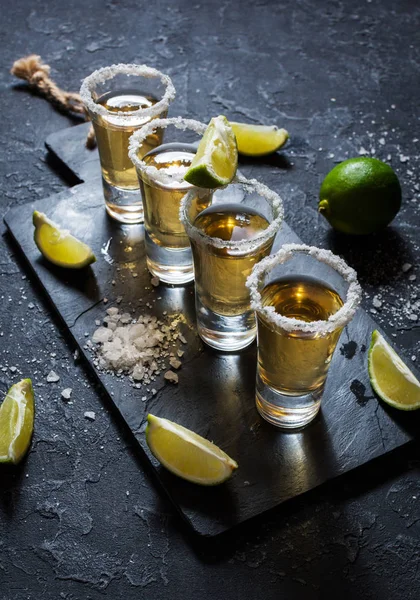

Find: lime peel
<box><xmin>368</xmin><ymin>330</ymin><xmax>420</xmax><ymax>411</ymax></box>
<box><xmin>145</xmin><ymin>414</ymin><xmax>238</xmax><ymax>486</ymax></box>
<box><xmin>33</xmin><ymin>211</ymin><xmax>96</xmax><ymax>269</ymax></box>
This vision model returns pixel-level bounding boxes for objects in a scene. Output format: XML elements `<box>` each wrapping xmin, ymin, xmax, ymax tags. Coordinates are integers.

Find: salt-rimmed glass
<box><xmin>80</xmin><ymin>64</ymin><xmax>176</xmax><ymax>224</ymax></box>
<box><xmin>128</xmin><ymin>117</ymin><xmax>212</xmax><ymax>284</ymax></box>
<box><xmin>246</xmin><ymin>243</ymin><xmax>362</xmax><ymax>429</ymax></box>
<box><xmin>180</xmin><ymin>176</ymin><xmax>284</xmax><ymax>351</ymax></box>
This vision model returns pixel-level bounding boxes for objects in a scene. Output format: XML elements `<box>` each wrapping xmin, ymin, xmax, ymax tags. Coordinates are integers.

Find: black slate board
<box><xmin>5</xmin><ymin>123</ymin><xmax>420</xmax><ymax>537</ymax></box>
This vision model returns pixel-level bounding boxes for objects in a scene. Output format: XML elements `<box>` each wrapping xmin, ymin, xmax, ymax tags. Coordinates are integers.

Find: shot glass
<box><xmin>247</xmin><ymin>243</ymin><xmax>362</xmax><ymax>429</ymax></box>
<box><xmin>129</xmin><ymin>117</ymin><xmax>213</xmax><ymax>284</ymax></box>
<box><xmin>181</xmin><ymin>177</ymin><xmax>284</xmax><ymax>351</ymax></box>
<box><xmin>80</xmin><ymin>64</ymin><xmax>176</xmax><ymax>224</ymax></box>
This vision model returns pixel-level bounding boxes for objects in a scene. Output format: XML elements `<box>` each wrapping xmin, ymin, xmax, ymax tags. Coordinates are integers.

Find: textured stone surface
<box><xmin>1</xmin><ymin>0</ymin><xmax>420</xmax><ymax>596</ymax></box>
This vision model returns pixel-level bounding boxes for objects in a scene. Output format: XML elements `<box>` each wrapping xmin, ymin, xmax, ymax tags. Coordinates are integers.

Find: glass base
<box><xmin>103</xmin><ymin>179</ymin><xmax>144</xmax><ymax>224</ymax></box>
<box><xmin>145</xmin><ymin>231</ymin><xmax>194</xmax><ymax>284</ymax></box>
<box><xmin>196</xmin><ymin>295</ymin><xmax>256</xmax><ymax>351</ymax></box>
<box><xmin>255</xmin><ymin>371</ymin><xmax>322</xmax><ymax>429</ymax></box>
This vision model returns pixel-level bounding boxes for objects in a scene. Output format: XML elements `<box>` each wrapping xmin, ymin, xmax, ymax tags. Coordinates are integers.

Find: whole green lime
<box><xmin>318</xmin><ymin>157</ymin><xmax>402</xmax><ymax>235</ymax></box>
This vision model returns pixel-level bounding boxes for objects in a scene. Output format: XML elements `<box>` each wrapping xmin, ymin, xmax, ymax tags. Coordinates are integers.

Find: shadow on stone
<box><xmin>326</xmin><ymin>226</ymin><xmax>413</xmax><ymax>285</ymax></box>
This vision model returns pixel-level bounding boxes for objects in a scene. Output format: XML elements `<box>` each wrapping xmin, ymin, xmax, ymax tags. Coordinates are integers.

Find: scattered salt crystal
<box><xmin>92</xmin><ymin>327</ymin><xmax>113</xmax><ymax>344</ymax></box>
<box><xmin>151</xmin><ymin>388</ymin><xmax>157</xmax><ymax>395</ymax></box>
<box><xmin>61</xmin><ymin>388</ymin><xmax>72</xmax><ymax>400</ymax></box>
<box><xmin>399</xmin><ymin>155</ymin><xmax>409</xmax><ymax>163</ymax></box>
<box><xmin>28</xmin><ymin>302</ymin><xmax>35</xmax><ymax>309</ymax></box>
<box><xmin>151</xmin><ymin>276</ymin><xmax>160</xmax><ymax>287</ymax></box>
<box><xmin>9</xmin><ymin>366</ymin><xmax>17</xmax><ymax>373</ymax></box>
<box><xmin>103</xmin><ymin>298</ymin><xmax>108</xmax><ymax>304</ymax></box>
<box><xmin>412</xmin><ymin>356</ymin><xmax>416</xmax><ymax>362</ymax></box>
<box><xmin>169</xmin><ymin>357</ymin><xmax>181</xmax><ymax>370</ymax></box>
<box><xmin>372</xmin><ymin>297</ymin><xmax>382</xmax><ymax>309</ymax></box>
<box><xmin>179</xmin><ymin>333</ymin><xmax>187</xmax><ymax>344</ymax></box>
<box><xmin>84</xmin><ymin>411</ymin><xmax>96</xmax><ymax>421</ymax></box>
<box><xmin>378</xmin><ymin>138</ymin><xmax>385</xmax><ymax>145</ymax></box>
<box><xmin>132</xmin><ymin>364</ymin><xmax>145</xmax><ymax>381</ymax></box>
<box><xmin>358</xmin><ymin>147</ymin><xmax>368</xmax><ymax>155</ymax></box>
<box><xmin>409</xmin><ymin>274</ymin><xmax>416</xmax><ymax>281</ymax></box>
<box><xmin>141</xmin><ymin>396</ymin><xmax>147</xmax><ymax>401</ymax></box>
<box><xmin>116</xmin><ymin>296</ymin><xmax>122</xmax><ymax>304</ymax></box>
<box><xmin>164</xmin><ymin>370</ymin><xmax>178</xmax><ymax>384</ymax></box>
<box><xmin>47</xmin><ymin>370</ymin><xmax>60</xmax><ymax>383</ymax></box>
<box><xmin>89</xmin><ymin>308</ymin><xmax>184</xmax><ymax>386</ymax></box>
<box><xmin>95</xmin><ymin>320</ymin><xmax>101</xmax><ymax>326</ymax></box>
<box><xmin>402</xmin><ymin>263</ymin><xmax>412</xmax><ymax>272</ymax></box>
<box><xmin>132</xmin><ymin>272</ymin><xmax>138</xmax><ymax>278</ymax></box>
<box><xmin>177</xmin><ymin>350</ymin><xmax>184</xmax><ymax>358</ymax></box>
<box><xmin>73</xmin><ymin>349</ymin><xmax>79</xmax><ymax>361</ymax></box>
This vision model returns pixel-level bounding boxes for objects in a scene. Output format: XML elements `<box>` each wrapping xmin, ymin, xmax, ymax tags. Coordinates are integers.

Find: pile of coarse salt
<box><xmin>86</xmin><ymin>307</ymin><xmax>185</xmax><ymax>385</ymax></box>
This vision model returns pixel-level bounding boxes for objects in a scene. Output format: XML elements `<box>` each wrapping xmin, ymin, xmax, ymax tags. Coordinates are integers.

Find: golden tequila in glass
<box><xmin>192</xmin><ymin>205</ymin><xmax>272</xmax><ymax>316</ymax></box>
<box><xmin>129</xmin><ymin>117</ymin><xmax>211</xmax><ymax>284</ymax></box>
<box><xmin>247</xmin><ymin>244</ymin><xmax>361</xmax><ymax>429</ymax></box>
<box><xmin>80</xmin><ymin>64</ymin><xmax>175</xmax><ymax>224</ymax></box>
<box><xmin>95</xmin><ymin>90</ymin><xmax>162</xmax><ymax>190</ymax></box>
<box><xmin>181</xmin><ymin>178</ymin><xmax>283</xmax><ymax>351</ymax></box>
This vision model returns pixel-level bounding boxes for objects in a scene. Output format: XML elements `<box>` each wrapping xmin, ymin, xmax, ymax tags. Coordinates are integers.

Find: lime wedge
<box><xmin>184</xmin><ymin>115</ymin><xmax>238</xmax><ymax>188</ymax></box>
<box><xmin>33</xmin><ymin>211</ymin><xmax>96</xmax><ymax>269</ymax></box>
<box><xmin>230</xmin><ymin>122</ymin><xmax>289</xmax><ymax>156</ymax></box>
<box><xmin>0</xmin><ymin>379</ymin><xmax>34</xmax><ymax>464</ymax></box>
<box><xmin>368</xmin><ymin>330</ymin><xmax>420</xmax><ymax>410</ymax></box>
<box><xmin>145</xmin><ymin>414</ymin><xmax>238</xmax><ymax>485</ymax></box>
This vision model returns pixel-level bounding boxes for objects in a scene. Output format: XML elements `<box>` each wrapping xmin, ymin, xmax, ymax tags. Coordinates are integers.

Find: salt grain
<box><xmin>372</xmin><ymin>296</ymin><xmax>382</xmax><ymax>309</ymax></box>
<box><xmin>164</xmin><ymin>370</ymin><xmax>178</xmax><ymax>384</ymax></box>
<box><xmin>47</xmin><ymin>370</ymin><xmax>60</xmax><ymax>383</ymax></box>
<box><xmin>84</xmin><ymin>411</ymin><xmax>96</xmax><ymax>421</ymax></box>
<box><xmin>169</xmin><ymin>357</ymin><xmax>181</xmax><ymax>370</ymax></box>
<box><xmin>61</xmin><ymin>388</ymin><xmax>72</xmax><ymax>400</ymax></box>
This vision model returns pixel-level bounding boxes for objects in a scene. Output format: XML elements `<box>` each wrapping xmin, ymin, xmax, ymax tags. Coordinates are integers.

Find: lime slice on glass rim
<box><xmin>368</xmin><ymin>330</ymin><xmax>420</xmax><ymax>410</ymax></box>
<box><xmin>0</xmin><ymin>379</ymin><xmax>34</xmax><ymax>464</ymax></box>
<box><xmin>145</xmin><ymin>414</ymin><xmax>238</xmax><ymax>485</ymax></box>
<box><xmin>33</xmin><ymin>211</ymin><xmax>96</xmax><ymax>269</ymax></box>
<box><xmin>230</xmin><ymin>122</ymin><xmax>289</xmax><ymax>156</ymax></box>
<box><xmin>184</xmin><ymin>115</ymin><xmax>238</xmax><ymax>188</ymax></box>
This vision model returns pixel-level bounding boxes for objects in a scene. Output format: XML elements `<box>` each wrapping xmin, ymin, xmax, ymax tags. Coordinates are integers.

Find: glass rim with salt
<box><xmin>79</xmin><ymin>63</ymin><xmax>176</xmax><ymax>121</ymax></box>
<box><xmin>246</xmin><ymin>243</ymin><xmax>362</xmax><ymax>336</ymax></box>
<box><xmin>128</xmin><ymin>116</ymin><xmax>208</xmax><ymax>182</ymax></box>
<box><xmin>180</xmin><ymin>175</ymin><xmax>284</xmax><ymax>252</ymax></box>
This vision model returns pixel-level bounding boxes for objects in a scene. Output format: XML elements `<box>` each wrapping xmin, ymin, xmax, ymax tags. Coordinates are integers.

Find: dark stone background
<box><xmin>1</xmin><ymin>0</ymin><xmax>419</xmax><ymax>598</ymax></box>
